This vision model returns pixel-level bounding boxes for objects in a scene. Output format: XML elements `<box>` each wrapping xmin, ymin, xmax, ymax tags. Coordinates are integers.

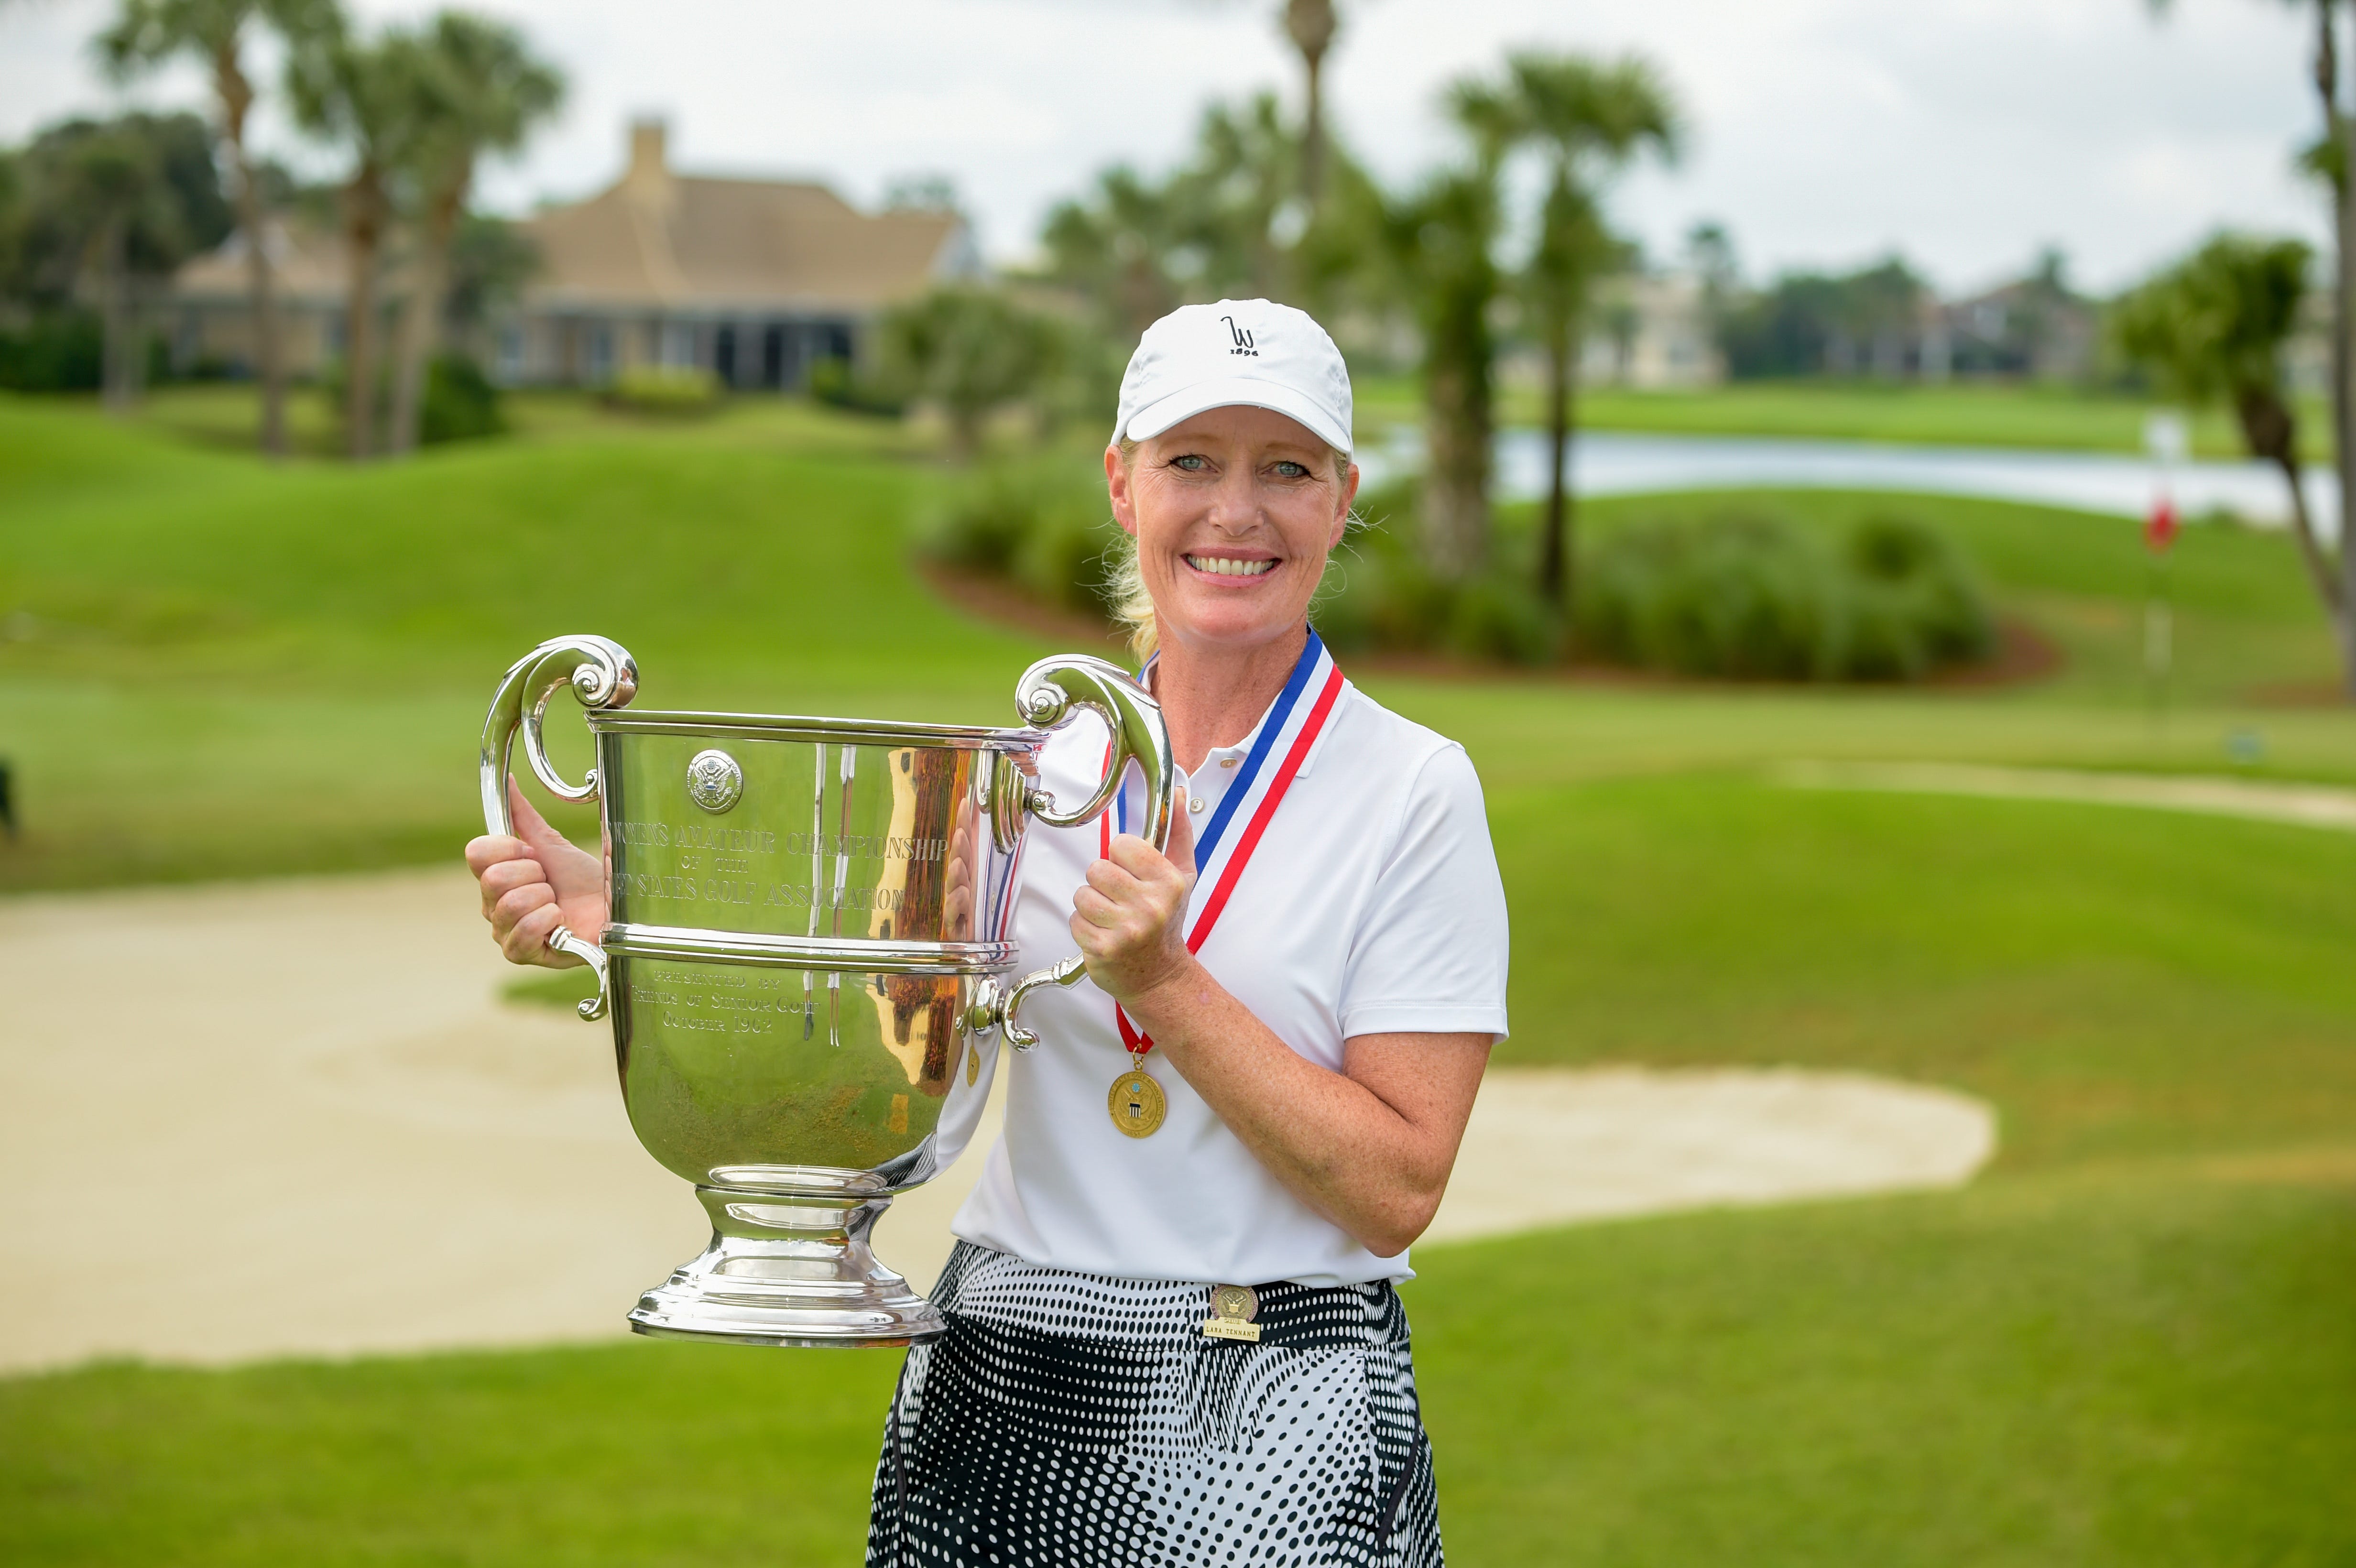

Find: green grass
<box><xmin>0</xmin><ymin>1340</ymin><xmax>905</xmax><ymax>1566</ymax></box>
<box><xmin>0</xmin><ymin>391</ymin><xmax>1038</xmax><ymax>890</ymax></box>
<box><xmin>6</xmin><ymin>389</ymin><xmax>2356</xmax><ymax>1564</ymax></box>
<box><xmin>6</xmin><ymin>1166</ymin><xmax>2348</xmax><ymax>1566</ymax></box>
<box><xmin>1422</xmin><ymin>1168</ymin><xmax>2356</xmax><ymax>1568</ymax></box>
<box><xmin>7</xmin><ymin>388</ymin><xmax>2351</xmax><ymax>892</ymax></box>
<box><xmin>1492</xmin><ymin>774</ymin><xmax>2356</xmax><ymax>1170</ymax></box>
<box><xmin>1350</xmin><ymin>371</ymin><xmax>2328</xmax><ymax>460</ymax></box>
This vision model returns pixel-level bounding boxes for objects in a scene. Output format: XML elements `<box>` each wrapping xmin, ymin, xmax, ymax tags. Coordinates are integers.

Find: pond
<box><xmin>1361</xmin><ymin>429</ymin><xmax>2338</xmax><ymax>535</ymax></box>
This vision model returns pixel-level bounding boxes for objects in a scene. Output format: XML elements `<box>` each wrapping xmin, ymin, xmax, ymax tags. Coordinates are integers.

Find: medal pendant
<box><xmin>1109</xmin><ymin>1067</ymin><xmax>1166</xmax><ymax>1138</ymax></box>
<box><xmin>1201</xmin><ymin>1283</ymin><xmax>1262</xmax><ymax>1343</ymax></box>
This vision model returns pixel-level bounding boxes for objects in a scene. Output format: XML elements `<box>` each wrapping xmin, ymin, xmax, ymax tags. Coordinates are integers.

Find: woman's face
<box><xmin>1106</xmin><ymin>405</ymin><xmax>1359</xmax><ymax>657</ymax></box>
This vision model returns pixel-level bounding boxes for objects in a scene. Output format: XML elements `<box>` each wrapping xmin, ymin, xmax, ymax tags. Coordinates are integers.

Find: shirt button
<box><xmin>1219</xmin><ymin>757</ymin><xmax>1238</xmax><ymax>768</ymax></box>
<box><xmin>1189</xmin><ymin>796</ymin><xmax>1206</xmax><ymax>813</ymax></box>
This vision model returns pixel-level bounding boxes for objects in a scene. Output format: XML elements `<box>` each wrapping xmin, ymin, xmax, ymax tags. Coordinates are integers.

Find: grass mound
<box><xmin>0</xmin><ymin>393</ymin><xmax>1045</xmax><ymax>891</ymax></box>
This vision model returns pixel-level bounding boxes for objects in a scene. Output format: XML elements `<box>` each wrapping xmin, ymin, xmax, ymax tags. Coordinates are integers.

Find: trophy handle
<box><xmin>478</xmin><ymin>633</ymin><xmax>639</xmax><ymax>837</ymax></box>
<box><xmin>548</xmin><ymin>926</ymin><xmax>611</xmax><ymax>1021</ymax></box>
<box><xmin>479</xmin><ymin>635</ymin><xmax>637</xmax><ymax>1018</ymax></box>
<box><xmin>1012</xmin><ymin>655</ymin><xmax>1175</xmax><ymax>850</ymax></box>
<box><xmin>964</xmin><ymin>957</ymin><xmax>1082</xmax><ymax>1052</ymax></box>
<box><xmin>968</xmin><ymin>656</ymin><xmax>1175</xmax><ymax>1050</ymax></box>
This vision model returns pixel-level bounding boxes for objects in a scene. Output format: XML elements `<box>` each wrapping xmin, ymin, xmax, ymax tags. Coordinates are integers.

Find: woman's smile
<box><xmin>1183</xmin><ymin>552</ymin><xmax>1280</xmax><ymax>578</ymax></box>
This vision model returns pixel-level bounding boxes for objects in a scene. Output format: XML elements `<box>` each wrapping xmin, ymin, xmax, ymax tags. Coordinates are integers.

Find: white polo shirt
<box><xmin>951</xmin><ymin>635</ymin><xmax>1510</xmax><ymax>1287</ymax></box>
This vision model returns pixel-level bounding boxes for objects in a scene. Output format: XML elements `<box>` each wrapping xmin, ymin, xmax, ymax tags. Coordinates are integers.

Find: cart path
<box><xmin>0</xmin><ymin>868</ymin><xmax>1993</xmax><ymax>1373</ymax></box>
<box><xmin>1778</xmin><ymin>761</ymin><xmax>2356</xmax><ymax>831</ymax></box>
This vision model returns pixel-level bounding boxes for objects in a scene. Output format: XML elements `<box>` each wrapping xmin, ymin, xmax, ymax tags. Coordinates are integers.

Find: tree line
<box><xmin>886</xmin><ymin>0</ymin><xmax>2356</xmax><ymax>696</ymax></box>
<box><xmin>883</xmin><ymin>41</ymin><xmax>1679</xmax><ymax>623</ymax></box>
<box><xmin>0</xmin><ymin>0</ymin><xmax>561</xmax><ymax>461</ymax></box>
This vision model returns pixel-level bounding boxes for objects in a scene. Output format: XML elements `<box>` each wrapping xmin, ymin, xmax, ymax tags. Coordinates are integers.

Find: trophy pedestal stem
<box><xmin>628</xmin><ymin>1186</ymin><xmax>945</xmax><ymax>1348</ymax></box>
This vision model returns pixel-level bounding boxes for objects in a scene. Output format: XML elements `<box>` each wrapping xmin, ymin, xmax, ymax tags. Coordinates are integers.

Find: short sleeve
<box><xmin>1338</xmin><ymin>743</ymin><xmax>1511</xmax><ymax>1041</ymax></box>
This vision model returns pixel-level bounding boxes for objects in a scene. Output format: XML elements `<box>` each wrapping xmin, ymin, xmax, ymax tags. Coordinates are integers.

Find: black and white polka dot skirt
<box><xmin>865</xmin><ymin>1242</ymin><xmax>1444</xmax><ymax>1567</ymax></box>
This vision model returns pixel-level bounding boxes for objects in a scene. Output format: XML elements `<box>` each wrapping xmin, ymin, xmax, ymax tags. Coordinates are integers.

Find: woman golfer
<box><xmin>473</xmin><ymin>299</ymin><xmax>1509</xmax><ymax>1567</ymax></box>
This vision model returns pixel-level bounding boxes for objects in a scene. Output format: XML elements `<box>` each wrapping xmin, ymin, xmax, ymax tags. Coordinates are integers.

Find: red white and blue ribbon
<box><xmin>1100</xmin><ymin>628</ymin><xmax>1347</xmax><ymax>1057</ymax></box>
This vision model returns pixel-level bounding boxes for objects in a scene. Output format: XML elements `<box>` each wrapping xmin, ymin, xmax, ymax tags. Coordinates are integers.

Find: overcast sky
<box><xmin>0</xmin><ymin>0</ymin><xmax>2330</xmax><ymax>295</ymax></box>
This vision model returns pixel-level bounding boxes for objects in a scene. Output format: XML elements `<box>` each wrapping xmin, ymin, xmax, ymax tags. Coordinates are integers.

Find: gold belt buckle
<box><xmin>1201</xmin><ymin>1283</ymin><xmax>1262</xmax><ymax>1343</ymax></box>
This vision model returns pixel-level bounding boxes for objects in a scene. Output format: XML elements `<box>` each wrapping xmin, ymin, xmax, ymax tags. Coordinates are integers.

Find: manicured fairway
<box><xmin>1350</xmin><ymin>372</ymin><xmax>2330</xmax><ymax>461</ymax></box>
<box><xmin>5</xmin><ymin>392</ymin><xmax>2355</xmax><ymax>1566</ymax></box>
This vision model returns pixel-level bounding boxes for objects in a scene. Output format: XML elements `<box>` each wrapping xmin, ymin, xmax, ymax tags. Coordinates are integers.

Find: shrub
<box><xmin>1839</xmin><ymin>513</ymin><xmax>1996</xmax><ymax>676</ymax></box>
<box><xmin>1578</xmin><ymin>508</ymin><xmax>1994</xmax><ymax>681</ymax></box>
<box><xmin>1315</xmin><ymin>483</ymin><xmax>1562</xmax><ymax>668</ymax></box>
<box><xmin>808</xmin><ymin>357</ymin><xmax>906</xmax><ymax>418</ymax></box>
<box><xmin>418</xmin><ymin>354</ymin><xmax>503</xmax><ymax>445</ymax></box>
<box><xmin>606</xmin><ymin>365</ymin><xmax>719</xmax><ymax>415</ymax></box>
<box><xmin>1441</xmin><ymin>576</ymin><xmax>1558</xmax><ymax>666</ymax></box>
<box><xmin>1580</xmin><ymin>511</ymin><xmax>1837</xmax><ymax>679</ymax></box>
<box><xmin>920</xmin><ymin>457</ymin><xmax>1122</xmax><ymax>616</ymax></box>
<box><xmin>0</xmin><ymin>310</ymin><xmax>103</xmax><ymax>392</ymax></box>
<box><xmin>909</xmin><ymin>464</ymin><xmax>1991</xmax><ymax>683</ymax></box>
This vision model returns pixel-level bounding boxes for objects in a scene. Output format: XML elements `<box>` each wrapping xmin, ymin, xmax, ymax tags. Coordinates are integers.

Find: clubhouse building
<box><xmin>168</xmin><ymin>119</ymin><xmax>980</xmax><ymax>390</ymax></box>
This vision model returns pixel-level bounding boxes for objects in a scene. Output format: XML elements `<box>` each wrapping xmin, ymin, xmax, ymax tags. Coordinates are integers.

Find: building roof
<box><xmin>519</xmin><ymin>120</ymin><xmax>977</xmax><ymax>316</ymax></box>
<box><xmin>172</xmin><ymin>219</ymin><xmax>370</xmax><ymax>306</ymax></box>
<box><xmin>171</xmin><ymin>120</ymin><xmax>977</xmax><ymax>320</ymax></box>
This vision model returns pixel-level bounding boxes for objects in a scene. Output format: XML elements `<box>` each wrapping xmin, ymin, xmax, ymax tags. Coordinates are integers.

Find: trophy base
<box><xmin>628</xmin><ymin>1185</ymin><xmax>945</xmax><ymax>1349</ymax></box>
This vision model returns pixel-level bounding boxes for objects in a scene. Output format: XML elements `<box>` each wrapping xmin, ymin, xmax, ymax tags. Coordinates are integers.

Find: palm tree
<box><xmin>2150</xmin><ymin>0</ymin><xmax>2356</xmax><ymax>696</ymax></box>
<box><xmin>1495</xmin><ymin>52</ymin><xmax>1679</xmax><ymax>608</ymax></box>
<box><xmin>1041</xmin><ymin>166</ymin><xmax>1190</xmax><ymax>340</ymax></box>
<box><xmin>2114</xmin><ymin>234</ymin><xmax>2350</xmax><ymax>685</ymax></box>
<box><xmin>98</xmin><ymin>0</ymin><xmax>338</xmax><ymax>457</ymax></box>
<box><xmin>1279</xmin><ymin>0</ymin><xmax>1338</xmax><ymax>206</ymax></box>
<box><xmin>287</xmin><ymin>22</ymin><xmax>430</xmax><ymax>459</ymax></box>
<box><xmin>1374</xmin><ymin>155</ymin><xmax>1504</xmax><ymax>580</ymax></box>
<box><xmin>8</xmin><ymin>113</ymin><xmax>229</xmax><ymax>410</ymax></box>
<box><xmin>382</xmin><ymin>11</ymin><xmax>560</xmax><ymax>457</ymax></box>
<box><xmin>1186</xmin><ymin>93</ymin><xmax>1299</xmax><ymax>302</ymax></box>
<box><xmin>59</xmin><ymin>126</ymin><xmax>173</xmax><ymax>412</ymax></box>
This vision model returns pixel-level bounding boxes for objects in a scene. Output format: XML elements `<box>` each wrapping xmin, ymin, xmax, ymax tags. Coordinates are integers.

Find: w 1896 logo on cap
<box><xmin>1114</xmin><ymin>298</ymin><xmax>1352</xmax><ymax>453</ymax></box>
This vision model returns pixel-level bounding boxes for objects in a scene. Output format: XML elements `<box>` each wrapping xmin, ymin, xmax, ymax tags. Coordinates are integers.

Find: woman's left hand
<box><xmin>1070</xmin><ymin>802</ymin><xmax>1197</xmax><ymax>1007</ymax></box>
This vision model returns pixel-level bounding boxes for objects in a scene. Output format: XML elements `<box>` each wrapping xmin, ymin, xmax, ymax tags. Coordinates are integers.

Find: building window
<box><xmin>587</xmin><ymin>324</ymin><xmax>613</xmax><ymax>383</ymax></box>
<box><xmin>662</xmin><ymin>321</ymin><xmax>695</xmax><ymax>369</ymax></box>
<box><xmin>496</xmin><ymin>325</ymin><xmax>525</xmax><ymax>383</ymax></box>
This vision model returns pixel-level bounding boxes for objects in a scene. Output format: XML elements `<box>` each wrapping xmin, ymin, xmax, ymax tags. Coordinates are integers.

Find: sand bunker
<box><xmin>0</xmin><ymin>868</ymin><xmax>1992</xmax><ymax>1373</ymax></box>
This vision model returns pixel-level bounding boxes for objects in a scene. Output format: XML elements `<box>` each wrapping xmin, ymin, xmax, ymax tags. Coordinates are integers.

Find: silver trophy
<box><xmin>479</xmin><ymin>634</ymin><xmax>1173</xmax><ymax>1347</ymax></box>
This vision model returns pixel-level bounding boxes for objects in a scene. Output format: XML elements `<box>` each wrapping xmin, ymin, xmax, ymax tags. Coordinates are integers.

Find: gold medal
<box><xmin>1108</xmin><ymin>1066</ymin><xmax>1166</xmax><ymax>1137</ymax></box>
<box><xmin>1202</xmin><ymin>1283</ymin><xmax>1262</xmax><ymax>1343</ymax></box>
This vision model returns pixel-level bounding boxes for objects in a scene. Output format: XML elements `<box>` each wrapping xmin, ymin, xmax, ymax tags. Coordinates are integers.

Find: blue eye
<box><xmin>1274</xmin><ymin>461</ymin><xmax>1309</xmax><ymax>479</ymax></box>
<box><xmin>1172</xmin><ymin>454</ymin><xmax>1209</xmax><ymax>471</ymax></box>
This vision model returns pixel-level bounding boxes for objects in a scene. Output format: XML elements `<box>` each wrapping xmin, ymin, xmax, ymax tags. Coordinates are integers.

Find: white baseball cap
<box><xmin>1113</xmin><ymin>298</ymin><xmax>1353</xmax><ymax>456</ymax></box>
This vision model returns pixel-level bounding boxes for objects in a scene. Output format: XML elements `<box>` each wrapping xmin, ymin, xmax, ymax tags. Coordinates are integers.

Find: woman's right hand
<box><xmin>464</xmin><ymin>778</ymin><xmax>609</xmax><ymax>968</ymax></box>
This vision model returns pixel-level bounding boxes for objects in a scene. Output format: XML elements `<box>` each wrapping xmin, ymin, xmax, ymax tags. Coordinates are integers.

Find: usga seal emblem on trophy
<box><xmin>477</xmin><ymin>634</ymin><xmax>1173</xmax><ymax>1347</ymax></box>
